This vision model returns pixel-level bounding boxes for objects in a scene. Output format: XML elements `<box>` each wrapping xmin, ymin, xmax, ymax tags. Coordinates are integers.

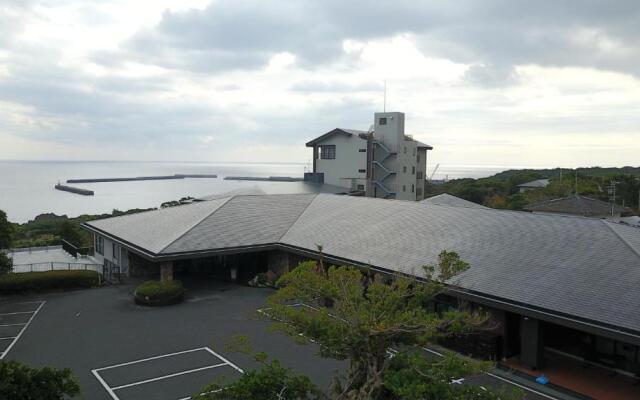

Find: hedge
<box><xmin>0</xmin><ymin>270</ymin><xmax>100</xmax><ymax>294</ymax></box>
<box><xmin>134</xmin><ymin>280</ymin><xmax>185</xmax><ymax>306</ymax></box>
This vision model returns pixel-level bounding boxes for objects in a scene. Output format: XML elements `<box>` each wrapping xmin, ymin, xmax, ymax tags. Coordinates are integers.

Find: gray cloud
<box><xmin>99</xmin><ymin>0</ymin><xmax>640</xmax><ymax>78</ymax></box>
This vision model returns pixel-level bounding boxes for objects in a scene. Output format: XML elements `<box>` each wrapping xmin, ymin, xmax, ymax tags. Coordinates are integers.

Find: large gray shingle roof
<box><xmin>86</xmin><ymin>193</ymin><xmax>640</xmax><ymax>334</ymax></box>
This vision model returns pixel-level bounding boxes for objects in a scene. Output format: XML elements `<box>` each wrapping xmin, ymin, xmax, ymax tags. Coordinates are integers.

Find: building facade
<box><xmin>306</xmin><ymin>112</ymin><xmax>432</xmax><ymax>201</ymax></box>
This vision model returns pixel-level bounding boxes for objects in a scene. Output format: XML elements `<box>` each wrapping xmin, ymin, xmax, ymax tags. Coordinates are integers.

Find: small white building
<box><xmin>306</xmin><ymin>112</ymin><xmax>432</xmax><ymax>201</ymax></box>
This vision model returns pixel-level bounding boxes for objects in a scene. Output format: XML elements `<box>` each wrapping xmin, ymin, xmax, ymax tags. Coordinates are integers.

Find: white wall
<box><xmin>94</xmin><ymin>234</ymin><xmax>127</xmax><ymax>276</ymax></box>
<box><xmin>315</xmin><ymin>133</ymin><xmax>368</xmax><ymax>189</ymax></box>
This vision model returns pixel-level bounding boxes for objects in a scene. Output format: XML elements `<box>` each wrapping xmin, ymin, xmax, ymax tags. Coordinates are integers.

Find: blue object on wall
<box><xmin>536</xmin><ymin>374</ymin><xmax>549</xmax><ymax>385</ymax></box>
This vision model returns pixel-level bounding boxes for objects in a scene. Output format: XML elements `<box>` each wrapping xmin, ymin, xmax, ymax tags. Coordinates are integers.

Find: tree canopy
<box><xmin>0</xmin><ymin>360</ymin><xmax>80</xmax><ymax>400</ymax></box>
<box><xmin>264</xmin><ymin>251</ymin><xmax>509</xmax><ymax>400</ymax></box>
<box><xmin>0</xmin><ymin>210</ymin><xmax>13</xmax><ymax>249</ymax></box>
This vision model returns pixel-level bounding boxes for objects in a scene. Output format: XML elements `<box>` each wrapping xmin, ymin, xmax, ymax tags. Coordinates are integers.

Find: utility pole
<box><xmin>574</xmin><ymin>170</ymin><xmax>578</xmax><ymax>196</ymax></box>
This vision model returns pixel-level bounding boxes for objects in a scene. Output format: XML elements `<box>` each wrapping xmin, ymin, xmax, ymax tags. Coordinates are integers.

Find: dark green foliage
<box><xmin>384</xmin><ymin>352</ymin><xmax>521</xmax><ymax>399</ymax></box>
<box><xmin>57</xmin><ymin>220</ymin><xmax>85</xmax><ymax>247</ymax></box>
<box><xmin>0</xmin><ymin>252</ymin><xmax>12</xmax><ymax>275</ymax></box>
<box><xmin>0</xmin><ymin>359</ymin><xmax>80</xmax><ymax>400</ymax></box>
<box><xmin>267</xmin><ymin>251</ymin><xmax>494</xmax><ymax>400</ymax></box>
<box><xmin>0</xmin><ymin>210</ymin><xmax>13</xmax><ymax>249</ymax></box>
<box><xmin>0</xmin><ymin>270</ymin><xmax>99</xmax><ymax>294</ymax></box>
<box><xmin>199</xmin><ymin>360</ymin><xmax>325</xmax><ymax>400</ymax></box>
<box><xmin>427</xmin><ymin>167</ymin><xmax>640</xmax><ymax>212</ymax></box>
<box><xmin>134</xmin><ymin>280</ymin><xmax>185</xmax><ymax>306</ymax></box>
<box><xmin>11</xmin><ymin>208</ymin><xmax>156</xmax><ymax>249</ymax></box>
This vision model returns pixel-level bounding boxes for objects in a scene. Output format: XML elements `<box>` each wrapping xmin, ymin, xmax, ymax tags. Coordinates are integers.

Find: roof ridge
<box><xmin>277</xmin><ymin>193</ymin><xmax>320</xmax><ymax>242</ymax></box>
<box><xmin>601</xmin><ymin>219</ymin><xmax>640</xmax><ymax>260</ymax></box>
<box><xmin>158</xmin><ymin>196</ymin><xmax>235</xmax><ymax>254</ymax></box>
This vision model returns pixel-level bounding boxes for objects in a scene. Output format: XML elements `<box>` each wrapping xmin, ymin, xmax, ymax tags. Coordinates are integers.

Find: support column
<box><xmin>267</xmin><ymin>251</ymin><xmax>291</xmax><ymax>277</ymax></box>
<box><xmin>160</xmin><ymin>261</ymin><xmax>174</xmax><ymax>282</ymax></box>
<box><xmin>520</xmin><ymin>316</ymin><xmax>544</xmax><ymax>369</ymax></box>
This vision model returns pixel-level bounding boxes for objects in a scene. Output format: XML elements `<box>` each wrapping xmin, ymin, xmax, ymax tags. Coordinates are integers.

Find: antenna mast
<box><xmin>383</xmin><ymin>80</ymin><xmax>387</xmax><ymax>112</ymax></box>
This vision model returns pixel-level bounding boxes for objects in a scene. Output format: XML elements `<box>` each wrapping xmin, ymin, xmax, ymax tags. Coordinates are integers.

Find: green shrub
<box><xmin>134</xmin><ymin>280</ymin><xmax>185</xmax><ymax>306</ymax></box>
<box><xmin>0</xmin><ymin>270</ymin><xmax>100</xmax><ymax>294</ymax></box>
<box><xmin>0</xmin><ymin>252</ymin><xmax>12</xmax><ymax>275</ymax></box>
<box><xmin>0</xmin><ymin>360</ymin><xmax>80</xmax><ymax>400</ymax></box>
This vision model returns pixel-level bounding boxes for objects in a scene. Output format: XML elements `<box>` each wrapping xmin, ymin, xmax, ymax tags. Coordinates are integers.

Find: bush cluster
<box><xmin>0</xmin><ymin>360</ymin><xmax>80</xmax><ymax>400</ymax></box>
<box><xmin>0</xmin><ymin>270</ymin><xmax>100</xmax><ymax>294</ymax></box>
<box><xmin>134</xmin><ymin>280</ymin><xmax>185</xmax><ymax>306</ymax></box>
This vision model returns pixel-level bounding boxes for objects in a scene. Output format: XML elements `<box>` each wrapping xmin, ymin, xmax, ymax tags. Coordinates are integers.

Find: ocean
<box><xmin>0</xmin><ymin>160</ymin><xmax>507</xmax><ymax>223</ymax></box>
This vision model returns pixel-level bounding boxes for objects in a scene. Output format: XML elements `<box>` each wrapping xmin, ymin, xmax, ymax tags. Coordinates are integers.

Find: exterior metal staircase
<box><xmin>371</xmin><ymin>140</ymin><xmax>397</xmax><ymax>198</ymax></box>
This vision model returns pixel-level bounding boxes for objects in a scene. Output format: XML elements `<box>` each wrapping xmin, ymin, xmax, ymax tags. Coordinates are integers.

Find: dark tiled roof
<box><xmin>524</xmin><ymin>195</ymin><xmax>632</xmax><ymax>217</ymax></box>
<box><xmin>305</xmin><ymin>128</ymin><xmax>366</xmax><ymax>146</ymax></box>
<box><xmin>86</xmin><ymin>194</ymin><xmax>640</xmax><ymax>335</ymax></box>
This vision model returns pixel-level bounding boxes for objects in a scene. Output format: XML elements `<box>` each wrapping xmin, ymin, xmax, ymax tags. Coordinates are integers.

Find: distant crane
<box><xmin>427</xmin><ymin>163</ymin><xmax>440</xmax><ymax>182</ymax></box>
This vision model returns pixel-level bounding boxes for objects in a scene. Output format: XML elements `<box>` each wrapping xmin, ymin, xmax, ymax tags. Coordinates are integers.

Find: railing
<box><xmin>11</xmin><ymin>262</ymin><xmax>104</xmax><ymax>274</ymax></box>
<box><xmin>371</xmin><ymin>160</ymin><xmax>396</xmax><ymax>182</ymax></box>
<box><xmin>6</xmin><ymin>245</ymin><xmax>63</xmax><ymax>253</ymax></box>
<box><xmin>371</xmin><ymin>180</ymin><xmax>396</xmax><ymax>198</ymax></box>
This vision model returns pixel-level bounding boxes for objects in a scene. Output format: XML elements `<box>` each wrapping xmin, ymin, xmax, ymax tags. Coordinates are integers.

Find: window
<box><xmin>402</xmin><ymin>185</ymin><xmax>406</xmax><ymax>192</ymax></box>
<box><xmin>412</xmin><ymin>148</ymin><xmax>416</xmax><ymax>156</ymax></box>
<box><xmin>417</xmin><ymin>171</ymin><xmax>423</xmax><ymax>180</ymax></box>
<box><xmin>320</xmin><ymin>145</ymin><xmax>336</xmax><ymax>159</ymax></box>
<box><xmin>403</xmin><ymin>146</ymin><xmax>407</xmax><ymax>154</ymax></box>
<box><xmin>412</xmin><ymin>166</ymin><xmax>415</xmax><ymax>175</ymax></box>
<box><xmin>379</xmin><ymin>117</ymin><xmax>387</xmax><ymax>125</ymax></box>
<box><xmin>112</xmin><ymin>242</ymin><xmax>118</xmax><ymax>260</ymax></box>
<box><xmin>403</xmin><ymin>166</ymin><xmax>407</xmax><ymax>173</ymax></box>
<box><xmin>411</xmin><ymin>184</ymin><xmax>415</xmax><ymax>193</ymax></box>
<box><xmin>417</xmin><ymin>154</ymin><xmax>420</xmax><ymax>162</ymax></box>
<box><xmin>358</xmin><ymin>169</ymin><xmax>366</xmax><ymax>173</ymax></box>
<box><xmin>357</xmin><ymin>184</ymin><xmax>365</xmax><ymax>191</ymax></box>
<box><xmin>96</xmin><ymin>236</ymin><xmax>104</xmax><ymax>255</ymax></box>
<box><xmin>358</xmin><ymin>148</ymin><xmax>366</xmax><ymax>152</ymax></box>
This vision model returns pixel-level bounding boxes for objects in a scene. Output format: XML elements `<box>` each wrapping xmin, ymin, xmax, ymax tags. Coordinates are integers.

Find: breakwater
<box><xmin>67</xmin><ymin>174</ymin><xmax>217</xmax><ymax>183</ymax></box>
<box><xmin>223</xmin><ymin>176</ymin><xmax>303</xmax><ymax>182</ymax></box>
<box><xmin>55</xmin><ymin>184</ymin><xmax>94</xmax><ymax>196</ymax></box>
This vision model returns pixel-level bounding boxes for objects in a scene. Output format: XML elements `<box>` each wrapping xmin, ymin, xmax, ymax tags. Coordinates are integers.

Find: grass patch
<box><xmin>0</xmin><ymin>270</ymin><xmax>100</xmax><ymax>294</ymax></box>
<box><xmin>134</xmin><ymin>280</ymin><xmax>185</xmax><ymax>306</ymax></box>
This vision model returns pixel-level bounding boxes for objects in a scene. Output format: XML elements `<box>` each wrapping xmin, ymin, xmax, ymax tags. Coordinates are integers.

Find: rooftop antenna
<box><xmin>383</xmin><ymin>80</ymin><xmax>387</xmax><ymax>112</ymax></box>
<box><xmin>575</xmin><ymin>170</ymin><xmax>578</xmax><ymax>196</ymax></box>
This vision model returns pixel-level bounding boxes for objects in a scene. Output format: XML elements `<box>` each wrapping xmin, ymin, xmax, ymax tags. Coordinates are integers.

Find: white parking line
<box><xmin>0</xmin><ymin>311</ymin><xmax>35</xmax><ymax>316</ymax></box>
<box><xmin>92</xmin><ymin>346</ymin><xmax>244</xmax><ymax>400</ymax></box>
<box><xmin>94</xmin><ymin>347</ymin><xmax>208</xmax><ymax>372</ymax></box>
<box><xmin>0</xmin><ymin>323</ymin><xmax>26</xmax><ymax>327</ymax></box>
<box><xmin>111</xmin><ymin>363</ymin><xmax>228</xmax><ymax>391</ymax></box>
<box><xmin>0</xmin><ymin>337</ymin><xmax>16</xmax><ymax>340</ymax></box>
<box><xmin>0</xmin><ymin>301</ymin><xmax>45</xmax><ymax>360</ymax></box>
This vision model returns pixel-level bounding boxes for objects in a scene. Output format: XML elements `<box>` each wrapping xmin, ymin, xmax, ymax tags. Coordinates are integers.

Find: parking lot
<box><xmin>1</xmin><ymin>281</ymin><xmax>567</xmax><ymax>400</ymax></box>
<box><xmin>2</xmin><ymin>280</ymin><xmax>342</xmax><ymax>400</ymax></box>
<box><xmin>0</xmin><ymin>300</ymin><xmax>45</xmax><ymax>360</ymax></box>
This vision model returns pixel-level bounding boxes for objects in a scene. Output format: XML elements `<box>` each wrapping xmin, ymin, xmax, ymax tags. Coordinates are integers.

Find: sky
<box><xmin>1</xmin><ymin>0</ymin><xmax>639</xmax><ymax>169</ymax></box>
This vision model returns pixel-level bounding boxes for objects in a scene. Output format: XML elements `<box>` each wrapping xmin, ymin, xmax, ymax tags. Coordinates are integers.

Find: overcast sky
<box><xmin>1</xmin><ymin>0</ymin><xmax>639</xmax><ymax>168</ymax></box>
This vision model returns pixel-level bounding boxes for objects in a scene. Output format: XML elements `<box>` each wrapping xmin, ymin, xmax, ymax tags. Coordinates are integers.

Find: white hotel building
<box><xmin>305</xmin><ymin>112</ymin><xmax>432</xmax><ymax>201</ymax></box>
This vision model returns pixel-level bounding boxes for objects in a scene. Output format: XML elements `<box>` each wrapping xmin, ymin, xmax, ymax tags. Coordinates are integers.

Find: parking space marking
<box><xmin>92</xmin><ymin>346</ymin><xmax>244</xmax><ymax>400</ymax></box>
<box><xmin>0</xmin><ymin>301</ymin><xmax>45</xmax><ymax>360</ymax></box>
<box><xmin>110</xmin><ymin>363</ymin><xmax>228</xmax><ymax>391</ymax></box>
<box><xmin>0</xmin><ymin>311</ymin><xmax>35</xmax><ymax>316</ymax></box>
